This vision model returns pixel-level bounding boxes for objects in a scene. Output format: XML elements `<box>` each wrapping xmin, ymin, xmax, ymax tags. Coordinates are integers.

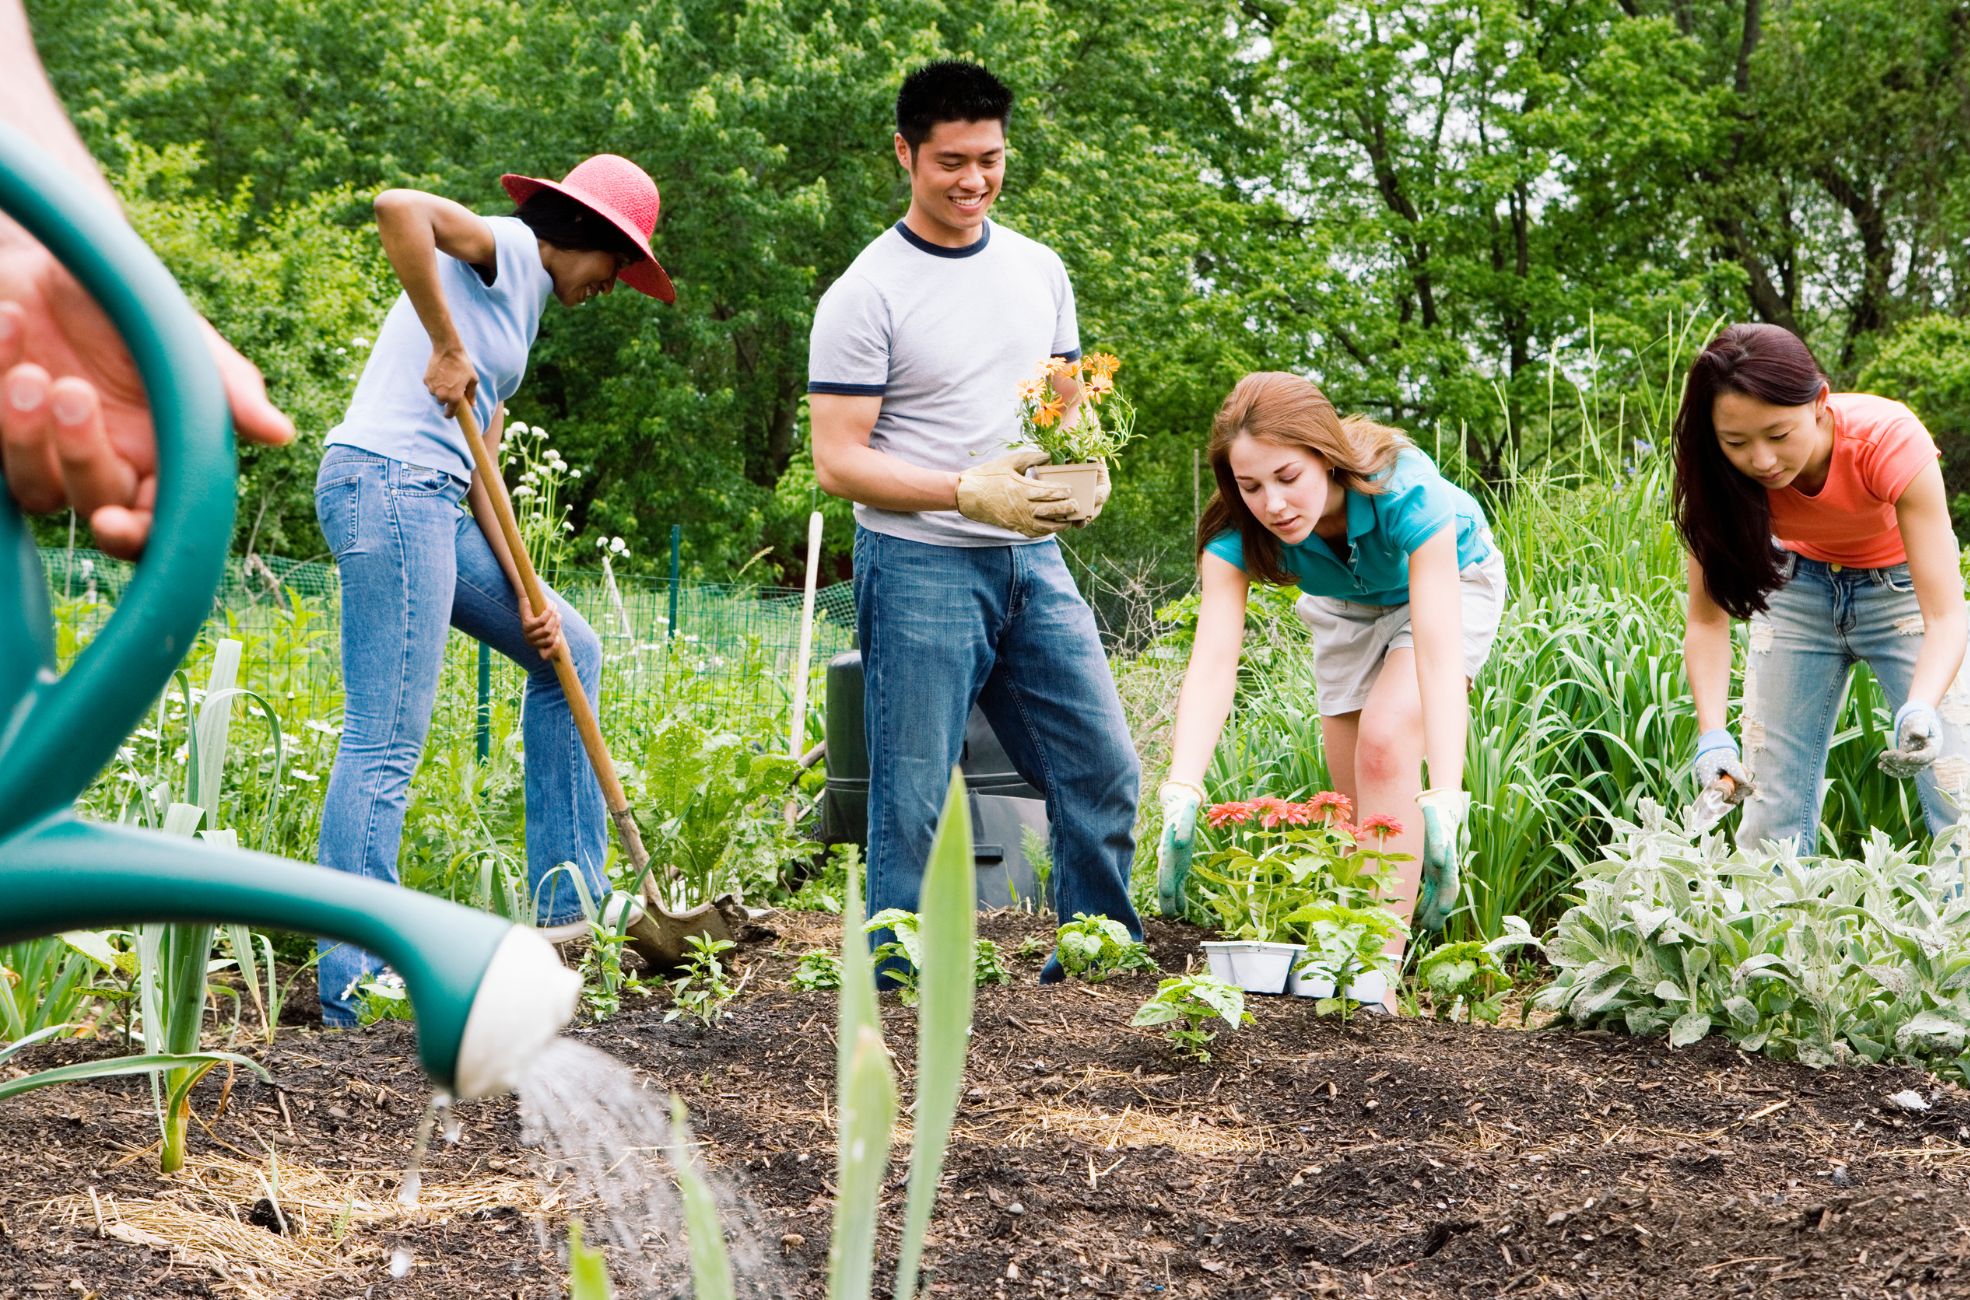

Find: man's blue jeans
<box><xmin>313</xmin><ymin>446</ymin><xmax>609</xmax><ymax>1025</ymax></box>
<box><xmin>1738</xmin><ymin>553</ymin><xmax>1970</xmax><ymax>854</ymax></box>
<box><xmin>853</xmin><ymin>526</ymin><xmax>1141</xmax><ymax>980</ymax></box>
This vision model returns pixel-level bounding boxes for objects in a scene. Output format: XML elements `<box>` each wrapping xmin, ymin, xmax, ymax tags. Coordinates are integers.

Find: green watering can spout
<box><xmin>0</xmin><ymin>125</ymin><xmax>577</xmax><ymax>1096</ymax></box>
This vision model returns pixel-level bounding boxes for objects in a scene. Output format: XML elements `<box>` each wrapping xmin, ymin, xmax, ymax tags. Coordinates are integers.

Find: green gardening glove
<box><xmin>1414</xmin><ymin>788</ymin><xmax>1471</xmax><ymax>933</ymax></box>
<box><xmin>1155</xmin><ymin>779</ymin><xmax>1203</xmax><ymax>917</ymax></box>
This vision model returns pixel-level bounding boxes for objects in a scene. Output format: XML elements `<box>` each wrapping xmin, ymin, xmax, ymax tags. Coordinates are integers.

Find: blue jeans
<box><xmin>853</xmin><ymin>527</ymin><xmax>1141</xmax><ymax>982</ymax></box>
<box><xmin>1737</xmin><ymin>553</ymin><xmax>1970</xmax><ymax>854</ymax></box>
<box><xmin>313</xmin><ymin>446</ymin><xmax>609</xmax><ymax>1025</ymax></box>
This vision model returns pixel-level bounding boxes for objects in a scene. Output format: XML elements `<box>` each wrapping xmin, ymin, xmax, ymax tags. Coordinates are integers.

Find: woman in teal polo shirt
<box><xmin>1161</xmin><ymin>371</ymin><xmax>1507</xmax><ymax>962</ymax></box>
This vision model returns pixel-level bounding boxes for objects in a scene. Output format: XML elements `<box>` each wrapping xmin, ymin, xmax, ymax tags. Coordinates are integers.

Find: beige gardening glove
<box><xmin>956</xmin><ymin>448</ymin><xmax>1078</xmax><ymax>538</ymax></box>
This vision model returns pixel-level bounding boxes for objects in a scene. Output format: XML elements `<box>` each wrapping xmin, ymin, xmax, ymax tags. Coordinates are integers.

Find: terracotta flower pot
<box><xmin>1026</xmin><ymin>462</ymin><xmax>1102</xmax><ymax>523</ymax></box>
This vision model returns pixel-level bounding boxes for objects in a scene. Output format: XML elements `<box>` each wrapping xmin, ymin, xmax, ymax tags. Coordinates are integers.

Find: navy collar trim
<box><xmin>893</xmin><ymin>219</ymin><xmax>992</xmax><ymax>258</ymax></box>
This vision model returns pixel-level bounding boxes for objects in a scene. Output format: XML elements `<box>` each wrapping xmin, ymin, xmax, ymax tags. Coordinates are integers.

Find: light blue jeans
<box><xmin>313</xmin><ymin>446</ymin><xmax>609</xmax><ymax>1025</ymax></box>
<box><xmin>1737</xmin><ymin>552</ymin><xmax>1970</xmax><ymax>854</ymax></box>
<box><xmin>853</xmin><ymin>527</ymin><xmax>1141</xmax><ymax>981</ymax></box>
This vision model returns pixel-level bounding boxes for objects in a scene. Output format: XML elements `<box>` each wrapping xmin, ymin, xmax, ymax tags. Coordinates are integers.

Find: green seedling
<box><xmin>1055</xmin><ymin>913</ymin><xmax>1158</xmax><ymax>982</ymax></box>
<box><xmin>1416</xmin><ymin>941</ymin><xmax>1515</xmax><ymax>1023</ymax></box>
<box><xmin>974</xmin><ymin>938</ymin><xmax>1011</xmax><ymax>988</ymax></box>
<box><xmin>1132</xmin><ymin>975</ymin><xmax>1250</xmax><ymax>1062</ymax></box>
<box><xmin>666</xmin><ymin>935</ymin><xmax>739</xmax><ymax>1027</ymax></box>
<box><xmin>791</xmin><ymin>951</ymin><xmax>844</xmax><ymax>992</ymax></box>
<box><xmin>353</xmin><ymin>970</ymin><xmax>413</xmax><ymax>1027</ymax></box>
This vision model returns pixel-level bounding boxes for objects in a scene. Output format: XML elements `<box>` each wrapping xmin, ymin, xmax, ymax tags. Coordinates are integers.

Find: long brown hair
<box><xmin>1670</xmin><ymin>324</ymin><xmax>1828</xmax><ymax>619</ymax></box>
<box><xmin>1196</xmin><ymin>372</ymin><xmax>1411</xmax><ymax>586</ymax></box>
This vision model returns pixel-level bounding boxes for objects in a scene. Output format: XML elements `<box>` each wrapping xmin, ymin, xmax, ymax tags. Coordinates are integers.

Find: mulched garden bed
<box><xmin>5</xmin><ymin>911</ymin><xmax>1970</xmax><ymax>1298</ymax></box>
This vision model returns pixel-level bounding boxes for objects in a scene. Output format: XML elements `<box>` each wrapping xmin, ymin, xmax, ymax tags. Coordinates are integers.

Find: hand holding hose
<box><xmin>1879</xmin><ymin>702</ymin><xmax>1944</xmax><ymax>779</ymax></box>
<box><xmin>1154</xmin><ymin>778</ymin><xmax>1203</xmax><ymax>916</ymax></box>
<box><xmin>1415</xmin><ymin>788</ymin><xmax>1470</xmax><ymax>932</ymax></box>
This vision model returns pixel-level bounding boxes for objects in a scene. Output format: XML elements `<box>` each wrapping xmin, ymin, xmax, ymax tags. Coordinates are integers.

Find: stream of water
<box><xmin>513</xmin><ymin>1038</ymin><xmax>784</xmax><ymax>1297</ymax></box>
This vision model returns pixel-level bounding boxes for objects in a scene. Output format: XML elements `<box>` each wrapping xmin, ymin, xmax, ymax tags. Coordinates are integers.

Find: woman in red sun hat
<box><xmin>308</xmin><ymin>155</ymin><xmax>673</xmax><ymax>1027</ymax></box>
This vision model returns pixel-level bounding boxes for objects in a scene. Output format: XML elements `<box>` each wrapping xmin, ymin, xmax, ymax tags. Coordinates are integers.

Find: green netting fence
<box><xmin>40</xmin><ymin>546</ymin><xmax>858</xmax><ymax>753</ymax></box>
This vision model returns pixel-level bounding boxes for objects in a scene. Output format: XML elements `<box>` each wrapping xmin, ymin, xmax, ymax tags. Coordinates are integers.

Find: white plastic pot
<box><xmin>1200</xmin><ymin>940</ymin><xmax>1300</xmax><ymax>995</ymax></box>
<box><xmin>1289</xmin><ymin>964</ymin><xmax>1388</xmax><ymax>1005</ymax></box>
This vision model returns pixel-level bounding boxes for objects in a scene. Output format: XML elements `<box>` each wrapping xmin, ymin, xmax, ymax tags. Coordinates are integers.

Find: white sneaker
<box><xmin>538</xmin><ymin>891</ymin><xmax>646</xmax><ymax>944</ymax></box>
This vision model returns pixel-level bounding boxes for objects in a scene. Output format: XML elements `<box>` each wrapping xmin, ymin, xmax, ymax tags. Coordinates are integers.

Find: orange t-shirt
<box><xmin>1769</xmin><ymin>392</ymin><xmax>1939</xmax><ymax>568</ymax></box>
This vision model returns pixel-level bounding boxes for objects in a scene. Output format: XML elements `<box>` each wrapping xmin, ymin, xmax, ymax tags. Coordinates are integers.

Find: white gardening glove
<box><xmin>1880</xmin><ymin>702</ymin><xmax>1944</xmax><ymax>779</ymax></box>
<box><xmin>1692</xmin><ymin>729</ymin><xmax>1754</xmax><ymax>804</ymax></box>
<box><xmin>1415</xmin><ymin>788</ymin><xmax>1471</xmax><ymax>932</ymax></box>
<box><xmin>955</xmin><ymin>449</ymin><xmax>1078</xmax><ymax>538</ymax></box>
<box><xmin>1155</xmin><ymin>778</ymin><xmax>1203</xmax><ymax>917</ymax></box>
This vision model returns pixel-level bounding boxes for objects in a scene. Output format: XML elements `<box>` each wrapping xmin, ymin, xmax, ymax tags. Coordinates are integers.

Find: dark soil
<box><xmin>6</xmin><ymin>912</ymin><xmax>1970</xmax><ymax>1298</ymax></box>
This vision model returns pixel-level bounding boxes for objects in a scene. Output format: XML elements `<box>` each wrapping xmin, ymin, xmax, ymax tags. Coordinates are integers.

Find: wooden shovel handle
<box><xmin>454</xmin><ymin>401</ymin><xmax>652</xmax><ymax>877</ymax></box>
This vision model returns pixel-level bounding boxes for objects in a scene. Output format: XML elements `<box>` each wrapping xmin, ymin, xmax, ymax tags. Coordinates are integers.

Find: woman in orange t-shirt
<box><xmin>1675</xmin><ymin>323</ymin><xmax>1970</xmax><ymax>854</ymax></box>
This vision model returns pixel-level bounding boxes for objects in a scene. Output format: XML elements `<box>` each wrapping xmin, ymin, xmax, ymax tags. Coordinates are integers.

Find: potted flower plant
<box><xmin>1187</xmin><ymin>794</ymin><xmax>1411</xmax><ymax>1003</ymax></box>
<box><xmin>1014</xmin><ymin>351</ymin><xmax>1138</xmax><ymax>521</ymax></box>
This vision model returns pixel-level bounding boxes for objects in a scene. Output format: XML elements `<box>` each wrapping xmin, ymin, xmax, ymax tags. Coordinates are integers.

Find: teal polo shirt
<box><xmin>1204</xmin><ymin>448</ymin><xmax>1493</xmax><ymax>606</ymax></box>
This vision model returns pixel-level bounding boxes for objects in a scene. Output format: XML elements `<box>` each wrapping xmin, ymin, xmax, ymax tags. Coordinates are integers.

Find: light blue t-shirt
<box><xmin>327</xmin><ymin>215</ymin><xmax>553</xmax><ymax>483</ymax></box>
<box><xmin>807</xmin><ymin>220</ymin><xmax>1079</xmax><ymax>547</ymax></box>
<box><xmin>1204</xmin><ymin>447</ymin><xmax>1493</xmax><ymax>605</ymax></box>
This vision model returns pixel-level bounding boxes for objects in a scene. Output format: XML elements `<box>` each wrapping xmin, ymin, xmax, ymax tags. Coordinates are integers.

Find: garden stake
<box><xmin>784</xmin><ymin>509</ymin><xmax>825</xmax><ymax>829</ymax></box>
<box><xmin>454</xmin><ymin>401</ymin><xmax>739</xmax><ymax>966</ymax></box>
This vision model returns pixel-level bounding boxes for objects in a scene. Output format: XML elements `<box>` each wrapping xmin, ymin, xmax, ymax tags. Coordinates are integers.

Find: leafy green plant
<box><xmin>974</xmin><ymin>938</ymin><xmax>1011</xmax><ymax>988</ymax></box>
<box><xmin>579</xmin><ymin>923</ymin><xmax>649</xmax><ymax>1021</ymax></box>
<box><xmin>1054</xmin><ymin>914</ymin><xmax>1158</xmax><ymax>982</ymax></box>
<box><xmin>788</xmin><ymin>843</ymin><xmax>857</xmax><ymax>914</ymax></box>
<box><xmin>1504</xmin><ymin>802</ymin><xmax>1970</xmax><ymax>1079</ymax></box>
<box><xmin>1131</xmin><ymin>975</ymin><xmax>1251</xmax><ymax>1062</ymax></box>
<box><xmin>665</xmin><ymin>935</ymin><xmax>739</xmax><ymax>1027</ymax></box>
<box><xmin>865</xmin><ymin>908</ymin><xmax>927</xmax><ymax>1005</ymax></box>
<box><xmin>867</xmin><ymin>912</ymin><xmax>1015</xmax><ymax>1000</ymax></box>
<box><xmin>791</xmin><ymin>951</ymin><xmax>844</xmax><ymax>992</ymax></box>
<box><xmin>621</xmin><ymin>715</ymin><xmax>816</xmax><ymax>907</ymax></box>
<box><xmin>1286</xmin><ymin>901</ymin><xmax>1404</xmax><ymax>1018</ymax></box>
<box><xmin>1416</xmin><ymin>941</ymin><xmax>1516</xmax><ymax>1024</ymax></box>
<box><xmin>352</xmin><ymin>970</ymin><xmax>413</xmax><ymax>1027</ymax></box>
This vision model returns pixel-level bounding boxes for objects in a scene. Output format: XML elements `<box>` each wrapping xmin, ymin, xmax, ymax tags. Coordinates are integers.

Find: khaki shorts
<box><xmin>1293</xmin><ymin>549</ymin><xmax>1509</xmax><ymax>716</ymax></box>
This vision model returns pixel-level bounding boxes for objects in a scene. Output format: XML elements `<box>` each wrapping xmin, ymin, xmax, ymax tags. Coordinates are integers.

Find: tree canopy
<box><xmin>29</xmin><ymin>0</ymin><xmax>1970</xmax><ymax>577</ymax></box>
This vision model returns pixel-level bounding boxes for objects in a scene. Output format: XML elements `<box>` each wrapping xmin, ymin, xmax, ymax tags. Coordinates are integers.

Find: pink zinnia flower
<box><xmin>1359</xmin><ymin>814</ymin><xmax>1404</xmax><ymax>840</ymax></box>
<box><xmin>1206</xmin><ymin>801</ymin><xmax>1255</xmax><ymax>828</ymax></box>
<box><xmin>1250</xmin><ymin>795</ymin><xmax>1292</xmax><ymax>828</ymax></box>
<box><xmin>1306</xmin><ymin>791</ymin><xmax>1354</xmax><ymax>823</ymax></box>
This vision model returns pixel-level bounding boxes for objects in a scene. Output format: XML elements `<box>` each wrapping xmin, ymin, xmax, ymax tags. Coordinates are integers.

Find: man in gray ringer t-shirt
<box><xmin>808</xmin><ymin>60</ymin><xmax>1143</xmax><ymax>981</ymax></box>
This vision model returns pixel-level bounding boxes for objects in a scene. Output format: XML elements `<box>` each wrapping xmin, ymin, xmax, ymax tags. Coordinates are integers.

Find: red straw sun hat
<box><xmin>501</xmin><ymin>154</ymin><xmax>675</xmax><ymax>303</ymax></box>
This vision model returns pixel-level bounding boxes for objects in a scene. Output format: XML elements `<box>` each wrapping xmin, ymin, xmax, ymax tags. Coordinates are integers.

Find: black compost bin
<box><xmin>820</xmin><ymin>650</ymin><xmax>1052</xmax><ymax>909</ymax></box>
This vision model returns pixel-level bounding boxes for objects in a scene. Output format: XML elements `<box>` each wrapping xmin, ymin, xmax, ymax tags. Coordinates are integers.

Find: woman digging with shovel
<box><xmin>311</xmin><ymin>156</ymin><xmax>674</xmax><ymax>1027</ymax></box>
<box><xmin>1156</xmin><ymin>372</ymin><xmax>1508</xmax><ymax>1005</ymax></box>
<box><xmin>1676</xmin><ymin>323</ymin><xmax>1970</xmax><ymax>853</ymax></box>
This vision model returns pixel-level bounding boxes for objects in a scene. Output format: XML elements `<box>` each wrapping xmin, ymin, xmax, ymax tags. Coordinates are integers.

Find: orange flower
<box><xmin>1033</xmin><ymin>399</ymin><xmax>1066</xmax><ymax>428</ymax></box>
<box><xmin>1085</xmin><ymin>352</ymin><xmax>1121</xmax><ymax>379</ymax></box>
<box><xmin>1085</xmin><ymin>372</ymin><xmax>1115</xmax><ymax>399</ymax></box>
<box><xmin>1359</xmin><ymin>814</ymin><xmax>1404</xmax><ymax>840</ymax></box>
<box><xmin>1306</xmin><ymin>791</ymin><xmax>1354</xmax><ymax>823</ymax></box>
<box><xmin>1017</xmin><ymin>378</ymin><xmax>1046</xmax><ymax>403</ymax></box>
<box><xmin>1205</xmin><ymin>801</ymin><xmax>1255</xmax><ymax>828</ymax></box>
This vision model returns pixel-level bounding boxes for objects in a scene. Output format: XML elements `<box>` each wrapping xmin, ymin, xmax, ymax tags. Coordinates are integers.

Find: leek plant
<box><xmin>668</xmin><ymin>770</ymin><xmax>978</xmax><ymax>1300</ymax></box>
